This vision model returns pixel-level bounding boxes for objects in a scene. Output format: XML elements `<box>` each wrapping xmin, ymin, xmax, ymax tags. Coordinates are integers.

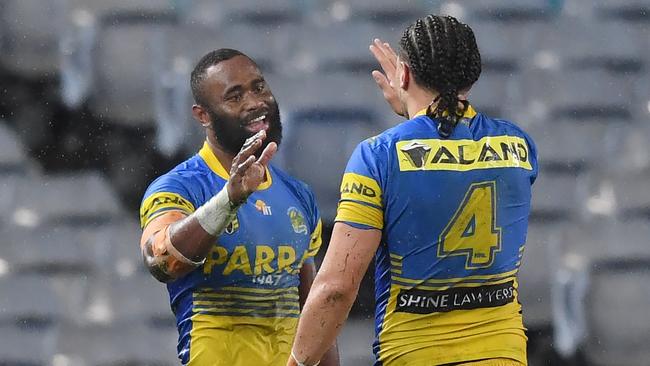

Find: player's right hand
<box><xmin>227</xmin><ymin>130</ymin><xmax>277</xmax><ymax>205</ymax></box>
<box><xmin>369</xmin><ymin>38</ymin><xmax>406</xmax><ymax>117</ymax></box>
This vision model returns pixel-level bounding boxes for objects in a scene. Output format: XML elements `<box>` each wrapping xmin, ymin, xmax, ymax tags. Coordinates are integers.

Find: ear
<box><xmin>192</xmin><ymin>104</ymin><xmax>212</xmax><ymax>129</ymax></box>
<box><xmin>458</xmin><ymin>87</ymin><xmax>471</xmax><ymax>100</ymax></box>
<box><xmin>399</xmin><ymin>61</ymin><xmax>410</xmax><ymax>90</ymax></box>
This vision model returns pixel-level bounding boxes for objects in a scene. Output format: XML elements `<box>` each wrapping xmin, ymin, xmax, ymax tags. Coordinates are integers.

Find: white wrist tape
<box><xmin>291</xmin><ymin>351</ymin><xmax>320</xmax><ymax>366</ymax></box>
<box><xmin>194</xmin><ymin>184</ymin><xmax>240</xmax><ymax>236</ymax></box>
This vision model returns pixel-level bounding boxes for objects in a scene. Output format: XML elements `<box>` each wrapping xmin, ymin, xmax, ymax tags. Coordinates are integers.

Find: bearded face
<box><xmin>206</xmin><ymin>98</ymin><xmax>282</xmax><ymax>156</ymax></box>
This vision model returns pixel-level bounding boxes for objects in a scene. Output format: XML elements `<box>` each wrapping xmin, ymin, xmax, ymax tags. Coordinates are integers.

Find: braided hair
<box><xmin>400</xmin><ymin>15</ymin><xmax>481</xmax><ymax>138</ymax></box>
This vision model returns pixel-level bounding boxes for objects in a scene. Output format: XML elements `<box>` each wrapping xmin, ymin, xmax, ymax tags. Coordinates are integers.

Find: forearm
<box><xmin>171</xmin><ymin>183</ymin><xmax>242</xmax><ymax>259</ymax></box>
<box><xmin>141</xmin><ymin>185</ymin><xmax>240</xmax><ymax>282</ymax></box>
<box><xmin>291</xmin><ymin>280</ymin><xmax>357</xmax><ymax>365</ymax></box>
<box><xmin>297</xmin><ymin>263</ymin><xmax>341</xmax><ymax>366</ymax></box>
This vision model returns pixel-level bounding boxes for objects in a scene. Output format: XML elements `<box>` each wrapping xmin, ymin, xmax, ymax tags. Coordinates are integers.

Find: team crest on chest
<box><xmin>287</xmin><ymin>207</ymin><xmax>308</xmax><ymax>235</ymax></box>
<box><xmin>224</xmin><ymin>216</ymin><xmax>239</xmax><ymax>234</ymax></box>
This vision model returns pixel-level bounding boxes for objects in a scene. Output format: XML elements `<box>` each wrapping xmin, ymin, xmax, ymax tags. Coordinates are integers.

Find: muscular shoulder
<box><xmin>140</xmin><ymin>155</ymin><xmax>211</xmax><ymax>228</ymax></box>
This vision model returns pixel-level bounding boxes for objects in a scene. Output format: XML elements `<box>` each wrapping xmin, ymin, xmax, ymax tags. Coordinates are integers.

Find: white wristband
<box><xmin>291</xmin><ymin>351</ymin><xmax>320</xmax><ymax>366</ymax></box>
<box><xmin>194</xmin><ymin>184</ymin><xmax>240</xmax><ymax>236</ymax></box>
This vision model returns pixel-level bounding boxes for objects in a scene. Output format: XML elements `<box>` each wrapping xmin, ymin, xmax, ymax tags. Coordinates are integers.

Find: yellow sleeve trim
<box><xmin>340</xmin><ymin>173</ymin><xmax>382</xmax><ymax>208</ymax></box>
<box><xmin>335</xmin><ymin>200</ymin><xmax>383</xmax><ymax>230</ymax></box>
<box><xmin>304</xmin><ymin>219</ymin><xmax>323</xmax><ymax>259</ymax></box>
<box><xmin>140</xmin><ymin>192</ymin><xmax>195</xmax><ymax>228</ymax></box>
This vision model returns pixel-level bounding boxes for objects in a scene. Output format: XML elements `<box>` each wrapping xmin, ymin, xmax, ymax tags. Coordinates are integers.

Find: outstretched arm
<box><xmin>140</xmin><ymin>131</ymin><xmax>277</xmax><ymax>282</ymax></box>
<box><xmin>288</xmin><ymin>223</ymin><xmax>381</xmax><ymax>366</ymax></box>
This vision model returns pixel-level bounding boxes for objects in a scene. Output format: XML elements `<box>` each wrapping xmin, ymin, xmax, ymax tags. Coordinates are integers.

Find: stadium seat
<box><xmin>338</xmin><ymin>318</ymin><xmax>375</xmax><ymax>365</ymax></box>
<box><xmin>319</xmin><ymin>0</ymin><xmax>426</xmax><ymax>25</ymax></box>
<box><xmin>90</xmin><ymin>219</ymin><xmax>143</xmax><ymax>277</ymax></box>
<box><xmin>292</xmin><ymin>22</ymin><xmax>393</xmax><ymax>75</ymax></box>
<box><xmin>60</xmin><ymin>0</ymin><xmax>180</xmax><ymax>109</ymax></box>
<box><xmin>530</xmin><ymin>170</ymin><xmax>581</xmax><ymax>221</ymax></box>
<box><xmin>595</xmin><ymin>0</ymin><xmax>650</xmax><ymax>21</ymax></box>
<box><xmin>86</xmin><ymin>12</ymin><xmax>177</xmax><ymax>128</ymax></box>
<box><xmin>441</xmin><ymin>0</ymin><xmax>556</xmax><ymax>22</ymax></box>
<box><xmin>610</xmin><ymin>170</ymin><xmax>650</xmax><ymax>219</ymax></box>
<box><xmin>0</xmin><ymin>123</ymin><xmax>28</xmax><ymax>175</ymax></box>
<box><xmin>64</xmin><ymin>0</ymin><xmax>178</xmax><ymax>17</ymax></box>
<box><xmin>0</xmin><ymin>326</ymin><xmax>58</xmax><ymax>366</ymax></box>
<box><xmin>613</xmin><ymin>126</ymin><xmax>650</xmax><ymax>173</ymax></box>
<box><xmin>274</xmin><ymin>75</ymin><xmax>384</xmax><ymax>221</ymax></box>
<box><xmin>528</xmin><ymin>118</ymin><xmax>625</xmax><ymax>172</ymax></box>
<box><xmin>56</xmin><ymin>323</ymin><xmax>179</xmax><ymax>366</ymax></box>
<box><xmin>98</xmin><ymin>273</ymin><xmax>174</xmax><ymax>328</ymax></box>
<box><xmin>522</xmin><ymin>69</ymin><xmax>634</xmax><ymax>124</ymax></box>
<box><xmin>560</xmin><ymin>219</ymin><xmax>650</xmax><ymax>268</ymax></box>
<box><xmin>470</xmin><ymin>21</ymin><xmax>527</xmax><ymax>73</ymax></box>
<box><xmin>10</xmin><ymin>172</ymin><xmax>122</xmax><ymax>226</ymax></box>
<box><xmin>553</xmin><ymin>257</ymin><xmax>650</xmax><ymax>365</ymax></box>
<box><xmin>86</xmin><ymin>272</ymin><xmax>176</xmax><ymax>329</ymax></box>
<box><xmin>221</xmin><ymin>0</ymin><xmax>303</xmax><ymax>26</ymax></box>
<box><xmin>518</xmin><ymin>221</ymin><xmax>568</xmax><ymax>329</ymax></box>
<box><xmin>0</xmin><ymin>0</ymin><xmax>64</xmax><ymax>79</ymax></box>
<box><xmin>583</xmin><ymin>259</ymin><xmax>650</xmax><ymax>366</ymax></box>
<box><xmin>535</xmin><ymin>18</ymin><xmax>644</xmax><ymax>74</ymax></box>
<box><xmin>469</xmin><ymin>72</ymin><xmax>515</xmax><ymax>119</ymax></box>
<box><xmin>0</xmin><ymin>275</ymin><xmax>64</xmax><ymax>329</ymax></box>
<box><xmin>1</xmin><ymin>225</ymin><xmax>94</xmax><ymax>275</ymax></box>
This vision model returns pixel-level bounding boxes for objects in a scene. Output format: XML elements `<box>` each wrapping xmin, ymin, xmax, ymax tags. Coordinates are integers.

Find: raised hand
<box><xmin>369</xmin><ymin>38</ymin><xmax>405</xmax><ymax>117</ymax></box>
<box><xmin>227</xmin><ymin>130</ymin><xmax>277</xmax><ymax>205</ymax></box>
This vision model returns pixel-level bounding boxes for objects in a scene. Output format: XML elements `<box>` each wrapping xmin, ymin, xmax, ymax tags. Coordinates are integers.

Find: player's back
<box><xmin>337</xmin><ymin>105</ymin><xmax>538</xmax><ymax>365</ymax></box>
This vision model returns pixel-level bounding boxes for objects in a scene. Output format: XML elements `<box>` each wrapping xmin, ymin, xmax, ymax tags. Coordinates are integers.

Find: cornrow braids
<box><xmin>400</xmin><ymin>15</ymin><xmax>482</xmax><ymax>138</ymax></box>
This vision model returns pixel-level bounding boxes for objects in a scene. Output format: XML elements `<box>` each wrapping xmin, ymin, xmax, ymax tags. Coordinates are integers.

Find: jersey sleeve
<box><xmin>301</xmin><ymin>185</ymin><xmax>323</xmax><ymax>265</ymax></box>
<box><xmin>524</xmin><ymin>132</ymin><xmax>539</xmax><ymax>185</ymax></box>
<box><xmin>335</xmin><ymin>139</ymin><xmax>385</xmax><ymax>230</ymax></box>
<box><xmin>139</xmin><ymin>173</ymin><xmax>198</xmax><ymax>229</ymax></box>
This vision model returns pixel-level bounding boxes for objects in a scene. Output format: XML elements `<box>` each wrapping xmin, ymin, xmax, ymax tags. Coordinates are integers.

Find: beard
<box><xmin>207</xmin><ymin>102</ymin><xmax>282</xmax><ymax>156</ymax></box>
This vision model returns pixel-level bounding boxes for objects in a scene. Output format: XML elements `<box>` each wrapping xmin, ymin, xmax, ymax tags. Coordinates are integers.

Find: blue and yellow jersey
<box><xmin>336</xmin><ymin>105</ymin><xmax>538</xmax><ymax>366</ymax></box>
<box><xmin>140</xmin><ymin>142</ymin><xmax>322</xmax><ymax>366</ymax></box>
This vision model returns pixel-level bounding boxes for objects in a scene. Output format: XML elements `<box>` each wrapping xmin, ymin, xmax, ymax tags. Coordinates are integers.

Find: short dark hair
<box><xmin>190</xmin><ymin>48</ymin><xmax>255</xmax><ymax>106</ymax></box>
<box><xmin>400</xmin><ymin>15</ymin><xmax>482</xmax><ymax>138</ymax></box>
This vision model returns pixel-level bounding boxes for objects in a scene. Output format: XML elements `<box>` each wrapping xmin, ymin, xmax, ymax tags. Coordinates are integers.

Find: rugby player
<box><xmin>139</xmin><ymin>49</ymin><xmax>339</xmax><ymax>366</ymax></box>
<box><xmin>288</xmin><ymin>15</ymin><xmax>538</xmax><ymax>366</ymax></box>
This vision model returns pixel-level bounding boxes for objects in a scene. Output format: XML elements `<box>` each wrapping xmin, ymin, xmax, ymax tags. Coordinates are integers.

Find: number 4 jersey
<box><xmin>140</xmin><ymin>142</ymin><xmax>322</xmax><ymax>365</ymax></box>
<box><xmin>336</xmin><ymin>105</ymin><xmax>538</xmax><ymax>366</ymax></box>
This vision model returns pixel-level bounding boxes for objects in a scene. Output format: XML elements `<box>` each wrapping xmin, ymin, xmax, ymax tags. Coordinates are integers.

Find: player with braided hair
<box><xmin>288</xmin><ymin>14</ymin><xmax>537</xmax><ymax>366</ymax></box>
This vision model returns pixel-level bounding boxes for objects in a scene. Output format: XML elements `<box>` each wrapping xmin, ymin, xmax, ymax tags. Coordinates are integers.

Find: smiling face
<box><xmin>197</xmin><ymin>55</ymin><xmax>282</xmax><ymax>155</ymax></box>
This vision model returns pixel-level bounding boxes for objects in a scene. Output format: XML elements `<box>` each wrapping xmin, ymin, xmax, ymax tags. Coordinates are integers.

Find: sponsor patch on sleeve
<box><xmin>140</xmin><ymin>192</ymin><xmax>195</xmax><ymax>228</ymax></box>
<box><xmin>339</xmin><ymin>173</ymin><xmax>382</xmax><ymax>208</ymax></box>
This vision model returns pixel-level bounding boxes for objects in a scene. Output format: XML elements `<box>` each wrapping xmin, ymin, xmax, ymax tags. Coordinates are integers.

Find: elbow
<box><xmin>141</xmin><ymin>232</ymin><xmax>196</xmax><ymax>283</ymax></box>
<box><xmin>314</xmin><ymin>278</ymin><xmax>359</xmax><ymax>308</ymax></box>
<box><xmin>142</xmin><ymin>242</ymin><xmax>175</xmax><ymax>283</ymax></box>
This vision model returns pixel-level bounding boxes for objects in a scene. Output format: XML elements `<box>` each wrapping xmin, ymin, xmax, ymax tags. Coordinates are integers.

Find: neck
<box><xmin>206</xmin><ymin>134</ymin><xmax>235</xmax><ymax>172</ymax></box>
<box><xmin>405</xmin><ymin>89</ymin><xmax>439</xmax><ymax>119</ymax></box>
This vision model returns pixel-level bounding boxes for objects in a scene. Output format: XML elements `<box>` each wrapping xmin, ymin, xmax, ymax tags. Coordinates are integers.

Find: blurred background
<box><xmin>0</xmin><ymin>0</ymin><xmax>649</xmax><ymax>365</ymax></box>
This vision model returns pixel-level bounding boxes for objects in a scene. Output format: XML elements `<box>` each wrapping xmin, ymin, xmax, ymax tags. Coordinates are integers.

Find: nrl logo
<box><xmin>224</xmin><ymin>216</ymin><xmax>239</xmax><ymax>235</ymax></box>
<box><xmin>287</xmin><ymin>207</ymin><xmax>308</xmax><ymax>235</ymax></box>
<box><xmin>400</xmin><ymin>141</ymin><xmax>432</xmax><ymax>169</ymax></box>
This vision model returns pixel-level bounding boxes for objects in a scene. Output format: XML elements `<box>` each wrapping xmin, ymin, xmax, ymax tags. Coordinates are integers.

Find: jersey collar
<box><xmin>414</xmin><ymin>103</ymin><xmax>477</xmax><ymax>119</ymax></box>
<box><xmin>198</xmin><ymin>141</ymin><xmax>272</xmax><ymax>191</ymax></box>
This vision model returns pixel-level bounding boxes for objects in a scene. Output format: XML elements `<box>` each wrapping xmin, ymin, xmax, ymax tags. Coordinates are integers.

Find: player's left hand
<box><xmin>369</xmin><ymin>38</ymin><xmax>405</xmax><ymax>117</ymax></box>
<box><xmin>227</xmin><ymin>130</ymin><xmax>277</xmax><ymax>205</ymax></box>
